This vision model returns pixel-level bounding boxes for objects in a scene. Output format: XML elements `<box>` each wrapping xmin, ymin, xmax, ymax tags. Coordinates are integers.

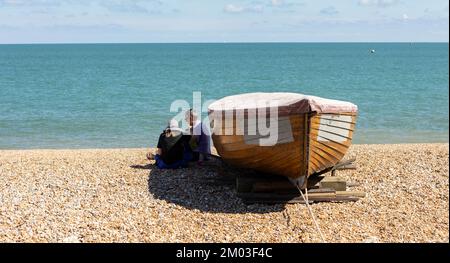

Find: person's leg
<box><xmin>155</xmin><ymin>152</ymin><xmax>185</xmax><ymax>169</ymax></box>
<box><xmin>156</xmin><ymin>156</ymin><xmax>188</xmax><ymax>169</ymax></box>
<box><xmin>155</xmin><ymin>155</ymin><xmax>170</xmax><ymax>169</ymax></box>
<box><xmin>183</xmin><ymin>145</ymin><xmax>193</xmax><ymax>162</ymax></box>
<box><xmin>184</xmin><ymin>141</ymin><xmax>198</xmax><ymax>162</ymax></box>
<box><xmin>179</xmin><ymin>148</ymin><xmax>192</xmax><ymax>168</ymax></box>
<box><xmin>157</xmin><ymin>145</ymin><xmax>192</xmax><ymax>169</ymax></box>
<box><xmin>166</xmin><ymin>159</ymin><xmax>185</xmax><ymax>169</ymax></box>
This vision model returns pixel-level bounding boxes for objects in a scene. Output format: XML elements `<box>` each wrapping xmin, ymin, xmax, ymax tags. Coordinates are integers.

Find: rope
<box><xmin>296</xmin><ymin>184</ymin><xmax>326</xmax><ymax>243</ymax></box>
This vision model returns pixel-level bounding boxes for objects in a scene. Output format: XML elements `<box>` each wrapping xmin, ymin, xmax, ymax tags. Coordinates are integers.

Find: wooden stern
<box><xmin>308</xmin><ymin>113</ymin><xmax>357</xmax><ymax>176</ymax></box>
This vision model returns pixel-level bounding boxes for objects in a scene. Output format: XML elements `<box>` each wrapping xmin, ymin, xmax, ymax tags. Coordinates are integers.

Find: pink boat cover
<box><xmin>208</xmin><ymin>92</ymin><xmax>358</xmax><ymax>115</ymax></box>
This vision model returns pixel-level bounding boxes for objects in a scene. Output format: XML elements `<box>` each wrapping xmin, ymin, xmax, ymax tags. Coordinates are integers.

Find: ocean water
<box><xmin>0</xmin><ymin>43</ymin><xmax>448</xmax><ymax>149</ymax></box>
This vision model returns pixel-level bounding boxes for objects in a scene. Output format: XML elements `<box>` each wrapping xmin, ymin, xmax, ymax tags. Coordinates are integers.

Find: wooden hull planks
<box><xmin>211</xmin><ymin>114</ymin><xmax>306</xmax><ymax>179</ymax></box>
<box><xmin>210</xmin><ymin>112</ymin><xmax>357</xmax><ymax>180</ymax></box>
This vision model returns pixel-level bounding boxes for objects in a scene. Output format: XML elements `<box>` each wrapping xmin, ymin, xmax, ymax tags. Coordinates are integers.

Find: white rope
<box><xmin>296</xmin><ymin>185</ymin><xmax>326</xmax><ymax>243</ymax></box>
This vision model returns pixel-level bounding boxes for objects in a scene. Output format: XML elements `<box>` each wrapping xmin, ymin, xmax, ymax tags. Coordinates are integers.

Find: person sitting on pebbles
<box><xmin>147</xmin><ymin>119</ymin><xmax>192</xmax><ymax>169</ymax></box>
<box><xmin>185</xmin><ymin>109</ymin><xmax>211</xmax><ymax>166</ymax></box>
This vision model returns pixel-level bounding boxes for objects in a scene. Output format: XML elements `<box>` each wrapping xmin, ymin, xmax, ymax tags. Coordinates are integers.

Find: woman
<box><xmin>147</xmin><ymin>119</ymin><xmax>191</xmax><ymax>169</ymax></box>
<box><xmin>185</xmin><ymin>109</ymin><xmax>211</xmax><ymax>165</ymax></box>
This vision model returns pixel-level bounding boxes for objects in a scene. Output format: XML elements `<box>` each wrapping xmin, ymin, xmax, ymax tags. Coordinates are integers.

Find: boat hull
<box><xmin>210</xmin><ymin>112</ymin><xmax>357</xmax><ymax>181</ymax></box>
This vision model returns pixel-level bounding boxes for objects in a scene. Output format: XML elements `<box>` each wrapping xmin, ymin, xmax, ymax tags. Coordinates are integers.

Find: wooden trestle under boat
<box><xmin>208</xmin><ymin>92</ymin><xmax>358</xmax><ymax>189</ymax></box>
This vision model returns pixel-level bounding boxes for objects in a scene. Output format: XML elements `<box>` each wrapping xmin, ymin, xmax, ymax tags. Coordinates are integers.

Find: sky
<box><xmin>0</xmin><ymin>0</ymin><xmax>448</xmax><ymax>43</ymax></box>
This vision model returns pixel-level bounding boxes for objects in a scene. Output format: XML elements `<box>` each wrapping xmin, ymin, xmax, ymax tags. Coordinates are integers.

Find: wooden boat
<box><xmin>208</xmin><ymin>92</ymin><xmax>358</xmax><ymax>188</ymax></box>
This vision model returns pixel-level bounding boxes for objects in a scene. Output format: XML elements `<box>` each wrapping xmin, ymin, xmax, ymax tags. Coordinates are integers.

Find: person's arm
<box><xmin>148</xmin><ymin>134</ymin><xmax>164</xmax><ymax>160</ymax></box>
<box><xmin>146</xmin><ymin>148</ymin><xmax>162</xmax><ymax>160</ymax></box>
<box><xmin>156</xmin><ymin>133</ymin><xmax>164</xmax><ymax>156</ymax></box>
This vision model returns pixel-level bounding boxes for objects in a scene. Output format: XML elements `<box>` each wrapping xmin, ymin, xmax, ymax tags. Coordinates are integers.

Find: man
<box><xmin>148</xmin><ymin>119</ymin><xmax>191</xmax><ymax>169</ymax></box>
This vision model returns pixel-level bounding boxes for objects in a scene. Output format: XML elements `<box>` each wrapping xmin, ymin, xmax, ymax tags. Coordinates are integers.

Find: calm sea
<box><xmin>0</xmin><ymin>43</ymin><xmax>448</xmax><ymax>149</ymax></box>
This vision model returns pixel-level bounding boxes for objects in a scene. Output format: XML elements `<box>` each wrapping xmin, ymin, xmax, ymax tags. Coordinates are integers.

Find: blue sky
<box><xmin>0</xmin><ymin>0</ymin><xmax>448</xmax><ymax>43</ymax></box>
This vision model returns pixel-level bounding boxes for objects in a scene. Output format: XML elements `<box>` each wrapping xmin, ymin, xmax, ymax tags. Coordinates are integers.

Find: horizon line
<box><xmin>0</xmin><ymin>41</ymin><xmax>449</xmax><ymax>45</ymax></box>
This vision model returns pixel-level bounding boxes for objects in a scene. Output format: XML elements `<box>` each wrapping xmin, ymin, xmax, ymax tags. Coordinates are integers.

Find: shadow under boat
<box><xmin>131</xmin><ymin>160</ymin><xmax>286</xmax><ymax>214</ymax></box>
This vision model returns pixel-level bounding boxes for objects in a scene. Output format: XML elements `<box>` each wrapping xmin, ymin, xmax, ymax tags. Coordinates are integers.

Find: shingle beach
<box><xmin>0</xmin><ymin>143</ymin><xmax>448</xmax><ymax>243</ymax></box>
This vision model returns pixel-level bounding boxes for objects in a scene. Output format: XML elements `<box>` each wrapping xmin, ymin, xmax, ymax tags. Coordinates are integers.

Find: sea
<box><xmin>0</xmin><ymin>43</ymin><xmax>448</xmax><ymax>149</ymax></box>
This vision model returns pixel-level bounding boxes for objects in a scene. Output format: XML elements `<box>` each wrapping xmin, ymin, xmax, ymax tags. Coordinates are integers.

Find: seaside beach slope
<box><xmin>0</xmin><ymin>143</ymin><xmax>448</xmax><ymax>243</ymax></box>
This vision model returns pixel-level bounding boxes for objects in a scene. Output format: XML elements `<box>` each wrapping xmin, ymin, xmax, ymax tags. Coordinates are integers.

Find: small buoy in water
<box><xmin>370</xmin><ymin>49</ymin><xmax>376</xmax><ymax>53</ymax></box>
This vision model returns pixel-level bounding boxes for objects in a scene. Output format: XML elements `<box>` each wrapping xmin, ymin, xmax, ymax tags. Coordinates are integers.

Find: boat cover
<box><xmin>208</xmin><ymin>92</ymin><xmax>358</xmax><ymax>115</ymax></box>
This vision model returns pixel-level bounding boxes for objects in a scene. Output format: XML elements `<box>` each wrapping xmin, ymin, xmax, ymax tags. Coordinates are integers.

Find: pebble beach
<box><xmin>0</xmin><ymin>143</ymin><xmax>448</xmax><ymax>243</ymax></box>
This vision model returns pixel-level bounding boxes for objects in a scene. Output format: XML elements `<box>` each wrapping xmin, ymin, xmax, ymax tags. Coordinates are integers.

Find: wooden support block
<box><xmin>319</xmin><ymin>176</ymin><xmax>347</xmax><ymax>191</ymax></box>
<box><xmin>309</xmin><ymin>192</ymin><xmax>337</xmax><ymax>198</ymax></box>
<box><xmin>237</xmin><ymin>191</ymin><xmax>363</xmax><ymax>204</ymax></box>
<box><xmin>335</xmin><ymin>163</ymin><xmax>357</xmax><ymax>170</ymax></box>
<box><xmin>336</xmin><ymin>191</ymin><xmax>366</xmax><ymax>198</ymax></box>
<box><xmin>234</xmin><ymin>172</ymin><xmax>365</xmax><ymax>204</ymax></box>
<box><xmin>308</xmin><ymin>188</ymin><xmax>335</xmax><ymax>194</ymax></box>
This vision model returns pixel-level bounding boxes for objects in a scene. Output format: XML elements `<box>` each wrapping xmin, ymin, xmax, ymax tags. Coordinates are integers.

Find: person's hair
<box><xmin>164</xmin><ymin>119</ymin><xmax>180</xmax><ymax>137</ymax></box>
<box><xmin>164</xmin><ymin>127</ymin><xmax>172</xmax><ymax>137</ymax></box>
<box><xmin>190</xmin><ymin>108</ymin><xmax>198</xmax><ymax>117</ymax></box>
<box><xmin>187</xmin><ymin>109</ymin><xmax>198</xmax><ymax>122</ymax></box>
